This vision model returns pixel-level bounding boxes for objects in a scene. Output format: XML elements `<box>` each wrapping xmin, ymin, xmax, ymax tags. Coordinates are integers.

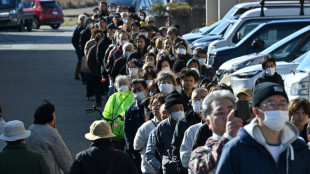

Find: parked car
<box><xmin>23</xmin><ymin>0</ymin><xmax>64</xmax><ymax>29</ymax></box>
<box><xmin>218</xmin><ymin>25</ymin><xmax>310</xmax><ymax>78</ymax></box>
<box><xmin>208</xmin><ymin>18</ymin><xmax>310</xmax><ymax>70</ymax></box>
<box><xmin>285</xmin><ymin>51</ymin><xmax>310</xmax><ymax>101</ymax></box>
<box><xmin>229</xmin><ymin>53</ymin><xmax>306</xmax><ymax>95</ymax></box>
<box><xmin>107</xmin><ymin>0</ymin><xmax>168</xmax><ymax>12</ymax></box>
<box><xmin>191</xmin><ymin>1</ymin><xmax>310</xmax><ymax>50</ymax></box>
<box><xmin>0</xmin><ymin>0</ymin><xmax>33</xmax><ymax>31</ymax></box>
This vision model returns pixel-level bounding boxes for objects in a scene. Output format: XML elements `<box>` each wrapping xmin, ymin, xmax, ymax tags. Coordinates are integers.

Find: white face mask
<box><xmin>161</xmin><ymin>67</ymin><xmax>170</xmax><ymax>71</ymax></box>
<box><xmin>120</xmin><ymin>40</ymin><xmax>128</xmax><ymax>47</ymax></box>
<box><xmin>134</xmin><ymin>91</ymin><xmax>146</xmax><ymax>102</ymax></box>
<box><xmin>124</xmin><ymin>51</ymin><xmax>133</xmax><ymax>58</ymax></box>
<box><xmin>128</xmin><ymin>68</ymin><xmax>139</xmax><ymax>76</ymax></box>
<box><xmin>260</xmin><ymin>109</ymin><xmax>289</xmax><ymax>131</ymax></box>
<box><xmin>146</xmin><ymin>80</ymin><xmax>152</xmax><ymax>86</ymax></box>
<box><xmin>192</xmin><ymin>101</ymin><xmax>201</xmax><ymax>114</ymax></box>
<box><xmin>177</xmin><ymin>48</ymin><xmax>186</xmax><ymax>55</ymax></box>
<box><xmin>109</xmin><ymin>8</ymin><xmax>116</xmax><ymax>12</ymax></box>
<box><xmin>140</xmin><ymin>32</ymin><xmax>148</xmax><ymax>38</ymax></box>
<box><xmin>171</xmin><ymin>111</ymin><xmax>185</xmax><ymax>121</ymax></box>
<box><xmin>159</xmin><ymin>83</ymin><xmax>174</xmax><ymax>94</ymax></box>
<box><xmin>266</xmin><ymin>67</ymin><xmax>276</xmax><ymax>76</ymax></box>
<box><xmin>87</xmin><ymin>23</ymin><xmax>93</xmax><ymax>29</ymax></box>
<box><xmin>139</xmin><ymin>16</ymin><xmax>145</xmax><ymax>20</ymax></box>
<box><xmin>175</xmin><ymin>85</ymin><xmax>182</xmax><ymax>93</ymax></box>
<box><xmin>118</xmin><ymin>85</ymin><xmax>129</xmax><ymax>93</ymax></box>
<box><xmin>197</xmin><ymin>58</ymin><xmax>206</xmax><ymax>66</ymax></box>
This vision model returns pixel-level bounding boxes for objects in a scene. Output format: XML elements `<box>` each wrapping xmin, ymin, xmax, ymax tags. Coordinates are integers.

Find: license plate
<box><xmin>52</xmin><ymin>11</ymin><xmax>58</xmax><ymax>15</ymax></box>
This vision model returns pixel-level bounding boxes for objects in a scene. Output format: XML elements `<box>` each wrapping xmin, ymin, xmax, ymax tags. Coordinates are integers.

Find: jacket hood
<box><xmin>243</xmin><ymin>118</ymin><xmax>299</xmax><ymax>149</ymax></box>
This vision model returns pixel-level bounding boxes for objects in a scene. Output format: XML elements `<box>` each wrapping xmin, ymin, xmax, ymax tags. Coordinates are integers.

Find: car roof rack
<box><xmin>260</xmin><ymin>0</ymin><xmax>305</xmax><ymax>16</ymax></box>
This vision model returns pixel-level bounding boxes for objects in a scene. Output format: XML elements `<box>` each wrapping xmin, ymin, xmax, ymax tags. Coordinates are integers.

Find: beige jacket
<box><xmin>26</xmin><ymin>124</ymin><xmax>72</xmax><ymax>174</ymax></box>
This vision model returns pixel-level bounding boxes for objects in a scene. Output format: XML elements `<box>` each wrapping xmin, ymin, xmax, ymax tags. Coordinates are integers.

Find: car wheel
<box><xmin>17</xmin><ymin>20</ymin><xmax>23</xmax><ymax>32</ymax></box>
<box><xmin>50</xmin><ymin>24</ymin><xmax>60</xmax><ymax>29</ymax></box>
<box><xmin>33</xmin><ymin>16</ymin><xmax>40</xmax><ymax>29</ymax></box>
<box><xmin>26</xmin><ymin>19</ymin><xmax>32</xmax><ymax>32</ymax></box>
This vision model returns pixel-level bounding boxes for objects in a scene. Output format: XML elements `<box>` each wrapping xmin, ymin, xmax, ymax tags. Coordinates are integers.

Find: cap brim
<box><xmin>0</xmin><ymin>130</ymin><xmax>31</xmax><ymax>142</ymax></box>
<box><xmin>85</xmin><ymin>132</ymin><xmax>116</xmax><ymax>141</ymax></box>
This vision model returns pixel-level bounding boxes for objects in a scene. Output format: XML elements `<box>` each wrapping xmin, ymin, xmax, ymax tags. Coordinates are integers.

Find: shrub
<box><xmin>149</xmin><ymin>2</ymin><xmax>191</xmax><ymax>17</ymax></box>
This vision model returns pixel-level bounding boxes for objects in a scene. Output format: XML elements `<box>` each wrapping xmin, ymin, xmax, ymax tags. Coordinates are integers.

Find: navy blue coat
<box><xmin>216</xmin><ymin>127</ymin><xmax>310</xmax><ymax>174</ymax></box>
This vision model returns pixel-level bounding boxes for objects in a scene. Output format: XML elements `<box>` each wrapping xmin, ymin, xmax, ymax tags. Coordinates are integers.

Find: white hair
<box><xmin>114</xmin><ymin>75</ymin><xmax>129</xmax><ymax>89</ymax></box>
<box><xmin>191</xmin><ymin>88</ymin><xmax>208</xmax><ymax>99</ymax></box>
<box><xmin>202</xmin><ymin>90</ymin><xmax>236</xmax><ymax>118</ymax></box>
<box><xmin>122</xmin><ymin>43</ymin><xmax>134</xmax><ymax>53</ymax></box>
<box><xmin>78</xmin><ymin>14</ymin><xmax>86</xmax><ymax>24</ymax></box>
<box><xmin>145</xmin><ymin>15</ymin><xmax>155</xmax><ymax>22</ymax></box>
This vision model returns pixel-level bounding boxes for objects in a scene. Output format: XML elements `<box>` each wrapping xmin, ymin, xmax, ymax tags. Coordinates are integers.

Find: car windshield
<box><xmin>40</xmin><ymin>1</ymin><xmax>60</xmax><ymax>8</ymax></box>
<box><xmin>0</xmin><ymin>0</ymin><xmax>16</xmax><ymax>9</ymax></box>
<box><xmin>296</xmin><ymin>52</ymin><xmax>310</xmax><ymax>72</ymax></box>
<box><xmin>208</xmin><ymin>19</ymin><xmax>232</xmax><ymax>35</ymax></box>
<box><xmin>222</xmin><ymin>6</ymin><xmax>238</xmax><ymax>20</ymax></box>
<box><xmin>23</xmin><ymin>1</ymin><xmax>35</xmax><ymax>9</ymax></box>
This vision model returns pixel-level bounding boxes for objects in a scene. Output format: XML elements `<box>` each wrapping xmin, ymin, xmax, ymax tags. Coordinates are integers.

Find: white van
<box><xmin>207</xmin><ymin>6</ymin><xmax>310</xmax><ymax>55</ymax></box>
<box><xmin>285</xmin><ymin>51</ymin><xmax>310</xmax><ymax>100</ymax></box>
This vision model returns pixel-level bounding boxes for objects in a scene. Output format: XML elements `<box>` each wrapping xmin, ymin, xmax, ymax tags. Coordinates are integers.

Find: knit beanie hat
<box><xmin>172</xmin><ymin>60</ymin><xmax>186</xmax><ymax>73</ymax></box>
<box><xmin>252</xmin><ymin>82</ymin><xmax>288</xmax><ymax>107</ymax></box>
<box><xmin>165</xmin><ymin>92</ymin><xmax>185</xmax><ymax>109</ymax></box>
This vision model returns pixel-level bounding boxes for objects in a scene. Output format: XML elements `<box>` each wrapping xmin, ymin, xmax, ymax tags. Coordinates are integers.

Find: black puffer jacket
<box><xmin>252</xmin><ymin>71</ymin><xmax>284</xmax><ymax>90</ymax></box>
<box><xmin>68</xmin><ymin>139</ymin><xmax>138</xmax><ymax>174</ymax></box>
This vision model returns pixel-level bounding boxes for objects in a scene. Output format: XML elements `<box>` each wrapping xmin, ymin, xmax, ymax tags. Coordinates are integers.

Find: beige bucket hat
<box><xmin>85</xmin><ymin>120</ymin><xmax>116</xmax><ymax>141</ymax></box>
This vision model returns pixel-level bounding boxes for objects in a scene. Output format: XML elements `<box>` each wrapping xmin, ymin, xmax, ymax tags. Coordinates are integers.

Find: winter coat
<box><xmin>102</xmin><ymin>91</ymin><xmax>134</xmax><ymax>139</ymax></box>
<box><xmin>171</xmin><ymin>110</ymin><xmax>202</xmax><ymax>173</ymax></box>
<box><xmin>68</xmin><ymin>139</ymin><xmax>138</xmax><ymax>174</ymax></box>
<box><xmin>79</xmin><ymin>29</ymin><xmax>92</xmax><ymax>55</ymax></box>
<box><xmin>216</xmin><ymin>118</ymin><xmax>310</xmax><ymax>174</ymax></box>
<box><xmin>71</xmin><ymin>24</ymin><xmax>84</xmax><ymax>51</ymax></box>
<box><xmin>96</xmin><ymin>36</ymin><xmax>112</xmax><ymax>67</ymax></box>
<box><xmin>134</xmin><ymin>117</ymin><xmax>160</xmax><ymax>174</ymax></box>
<box><xmin>192</xmin><ymin>123</ymin><xmax>213</xmax><ymax>150</ymax></box>
<box><xmin>0</xmin><ymin>143</ymin><xmax>51</xmax><ymax>174</ymax></box>
<box><xmin>155</xmin><ymin>118</ymin><xmax>178</xmax><ymax>174</ymax></box>
<box><xmin>200</xmin><ymin>65</ymin><xmax>216</xmax><ymax>82</ymax></box>
<box><xmin>252</xmin><ymin>71</ymin><xmax>284</xmax><ymax>90</ymax></box>
<box><xmin>25</xmin><ymin>124</ymin><xmax>72</xmax><ymax>174</ymax></box>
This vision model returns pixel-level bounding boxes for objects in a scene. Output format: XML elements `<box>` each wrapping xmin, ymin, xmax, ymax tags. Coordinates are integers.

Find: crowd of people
<box><xmin>1</xmin><ymin>1</ymin><xmax>310</xmax><ymax>174</ymax></box>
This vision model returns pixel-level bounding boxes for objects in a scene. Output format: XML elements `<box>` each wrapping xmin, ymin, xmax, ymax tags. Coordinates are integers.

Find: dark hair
<box><xmin>148</xmin><ymin>93</ymin><xmax>166</xmax><ymax>110</ymax></box>
<box><xmin>174</xmin><ymin>40</ymin><xmax>187</xmax><ymax>50</ymax></box>
<box><xmin>156</xmin><ymin>55</ymin><xmax>171</xmax><ymax>72</ymax></box>
<box><xmin>187</xmin><ymin>58</ymin><xmax>200</xmax><ymax>68</ymax></box>
<box><xmin>261</xmin><ymin>54</ymin><xmax>276</xmax><ymax>70</ymax></box>
<box><xmin>211</xmin><ymin>83</ymin><xmax>234</xmax><ymax>94</ymax></box>
<box><xmin>289</xmin><ymin>98</ymin><xmax>310</xmax><ymax>118</ymax></box>
<box><xmin>193</xmin><ymin>47</ymin><xmax>207</xmax><ymax>57</ymax></box>
<box><xmin>167</xmin><ymin>27</ymin><xmax>179</xmax><ymax>36</ymax></box>
<box><xmin>34</xmin><ymin>100</ymin><xmax>55</xmax><ymax>124</ymax></box>
<box><xmin>131</xmin><ymin>21</ymin><xmax>140</xmax><ymax>28</ymax></box>
<box><xmin>132</xmin><ymin>79</ymin><xmax>147</xmax><ymax>89</ymax></box>
<box><xmin>180</xmin><ymin>67</ymin><xmax>200</xmax><ymax>82</ymax></box>
<box><xmin>143</xmin><ymin>70</ymin><xmax>157</xmax><ymax>80</ymax></box>
<box><xmin>99</xmin><ymin>1</ymin><xmax>107</xmax><ymax>6</ymax></box>
<box><xmin>158</xmin><ymin>72</ymin><xmax>176</xmax><ymax>85</ymax></box>
<box><xmin>127</xmin><ymin>59</ymin><xmax>140</xmax><ymax>68</ymax></box>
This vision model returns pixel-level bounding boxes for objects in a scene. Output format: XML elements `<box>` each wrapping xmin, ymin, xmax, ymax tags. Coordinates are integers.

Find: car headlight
<box><xmin>291</xmin><ymin>82</ymin><xmax>309</xmax><ymax>95</ymax></box>
<box><xmin>233</xmin><ymin>70</ymin><xmax>261</xmax><ymax>79</ymax></box>
<box><xmin>9</xmin><ymin>10</ymin><xmax>16</xmax><ymax>15</ymax></box>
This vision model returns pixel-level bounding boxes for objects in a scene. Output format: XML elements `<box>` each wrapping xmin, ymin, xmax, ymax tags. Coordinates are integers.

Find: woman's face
<box><xmin>290</xmin><ymin>107</ymin><xmax>309</xmax><ymax>129</ymax></box>
<box><xmin>118</xmin><ymin>80</ymin><xmax>129</xmax><ymax>88</ymax></box>
<box><xmin>161</xmin><ymin>60</ymin><xmax>170</xmax><ymax>69</ymax></box>
<box><xmin>152</xmin><ymin>99</ymin><xmax>160</xmax><ymax>117</ymax></box>
<box><xmin>137</xmin><ymin>37</ymin><xmax>145</xmax><ymax>50</ymax></box>
<box><xmin>145</xmin><ymin>55</ymin><xmax>155</xmax><ymax>64</ymax></box>
<box><xmin>128</xmin><ymin>63</ymin><xmax>138</xmax><ymax>69</ymax></box>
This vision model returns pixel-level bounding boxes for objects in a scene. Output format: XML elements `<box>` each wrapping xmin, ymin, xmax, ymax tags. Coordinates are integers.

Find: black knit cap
<box><xmin>252</xmin><ymin>82</ymin><xmax>288</xmax><ymax>107</ymax></box>
<box><xmin>172</xmin><ymin>60</ymin><xmax>186</xmax><ymax>73</ymax></box>
<box><xmin>165</xmin><ymin>92</ymin><xmax>185</xmax><ymax>109</ymax></box>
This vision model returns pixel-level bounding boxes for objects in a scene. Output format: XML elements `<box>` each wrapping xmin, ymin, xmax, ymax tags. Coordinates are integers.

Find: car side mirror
<box><xmin>251</xmin><ymin>39</ymin><xmax>265</xmax><ymax>49</ymax></box>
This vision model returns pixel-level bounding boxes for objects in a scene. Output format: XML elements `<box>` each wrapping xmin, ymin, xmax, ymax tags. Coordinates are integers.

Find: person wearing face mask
<box><xmin>252</xmin><ymin>55</ymin><xmax>284</xmax><ymax>91</ymax></box>
<box><xmin>127</xmin><ymin>59</ymin><xmax>141</xmax><ymax>82</ymax></box>
<box><xmin>102</xmin><ymin>75</ymin><xmax>134</xmax><ymax>150</ymax></box>
<box><xmin>110</xmin><ymin>43</ymin><xmax>134</xmax><ymax>81</ymax></box>
<box><xmin>106</xmin><ymin>31</ymin><xmax>130</xmax><ymax>77</ymax></box>
<box><xmin>193</xmin><ymin>47</ymin><xmax>216</xmax><ymax>83</ymax></box>
<box><xmin>124</xmin><ymin>79</ymin><xmax>149</xmax><ymax>173</ymax></box>
<box><xmin>172</xmin><ymin>39</ymin><xmax>192</xmax><ymax>63</ymax></box>
<box><xmin>156</xmin><ymin>55</ymin><xmax>172</xmax><ymax>73</ymax></box>
<box><xmin>153</xmin><ymin>92</ymin><xmax>186</xmax><ymax>174</ymax></box>
<box><xmin>216</xmin><ymin>82</ymin><xmax>310</xmax><ymax>174</ymax></box>
<box><xmin>157</xmin><ymin>72</ymin><xmax>176</xmax><ymax>95</ymax></box>
<box><xmin>171</xmin><ymin>88</ymin><xmax>208</xmax><ymax>174</ymax></box>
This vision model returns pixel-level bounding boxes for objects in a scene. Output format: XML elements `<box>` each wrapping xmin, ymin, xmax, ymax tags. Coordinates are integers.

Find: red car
<box><xmin>23</xmin><ymin>0</ymin><xmax>64</xmax><ymax>29</ymax></box>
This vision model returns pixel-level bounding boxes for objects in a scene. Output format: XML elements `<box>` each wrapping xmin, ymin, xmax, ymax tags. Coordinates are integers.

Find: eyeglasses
<box><xmin>261</xmin><ymin>102</ymin><xmax>288</xmax><ymax>110</ymax></box>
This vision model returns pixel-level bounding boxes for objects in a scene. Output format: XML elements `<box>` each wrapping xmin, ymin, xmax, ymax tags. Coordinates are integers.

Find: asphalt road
<box><xmin>0</xmin><ymin>26</ymin><xmax>104</xmax><ymax>157</ymax></box>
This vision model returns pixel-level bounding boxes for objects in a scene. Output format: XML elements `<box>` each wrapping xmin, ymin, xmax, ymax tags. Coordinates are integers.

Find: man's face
<box><xmin>137</xmin><ymin>37</ymin><xmax>145</xmax><ymax>50</ymax></box>
<box><xmin>132</xmin><ymin>83</ymin><xmax>146</xmax><ymax>94</ymax></box>
<box><xmin>290</xmin><ymin>107</ymin><xmax>309</xmax><ymax>129</ymax></box>
<box><xmin>257</xmin><ymin>95</ymin><xmax>288</xmax><ymax>120</ymax></box>
<box><xmin>207</xmin><ymin>98</ymin><xmax>235</xmax><ymax>136</ymax></box>
<box><xmin>119</xmin><ymin>33</ymin><xmax>129</xmax><ymax>44</ymax></box>
<box><xmin>167</xmin><ymin>104</ymin><xmax>184</xmax><ymax>114</ymax></box>
<box><xmin>181</xmin><ymin>76</ymin><xmax>195</xmax><ymax>91</ymax></box>
<box><xmin>192</xmin><ymin>91</ymin><xmax>208</xmax><ymax>103</ymax></box>
<box><xmin>99</xmin><ymin>19</ymin><xmax>107</xmax><ymax>30</ymax></box>
<box><xmin>125</xmin><ymin>19</ymin><xmax>133</xmax><ymax>31</ymax></box>
<box><xmin>99</xmin><ymin>3</ymin><xmax>107</xmax><ymax>11</ymax></box>
<box><xmin>160</xmin><ymin>105</ymin><xmax>168</xmax><ymax>120</ymax></box>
